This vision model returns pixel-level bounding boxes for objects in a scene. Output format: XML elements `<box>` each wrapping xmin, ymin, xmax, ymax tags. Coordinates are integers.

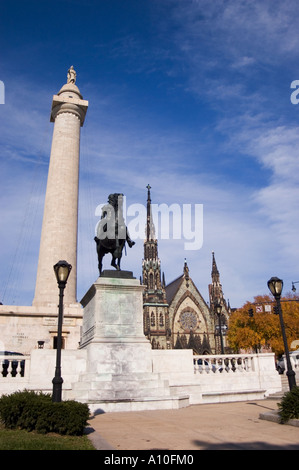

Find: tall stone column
<box><xmin>33</xmin><ymin>68</ymin><xmax>88</xmax><ymax>307</ymax></box>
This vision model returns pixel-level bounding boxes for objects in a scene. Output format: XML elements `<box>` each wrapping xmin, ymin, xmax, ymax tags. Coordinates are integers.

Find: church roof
<box><xmin>165</xmin><ymin>274</ymin><xmax>184</xmax><ymax>304</ymax></box>
<box><xmin>165</xmin><ymin>260</ymin><xmax>210</xmax><ymax>310</ymax></box>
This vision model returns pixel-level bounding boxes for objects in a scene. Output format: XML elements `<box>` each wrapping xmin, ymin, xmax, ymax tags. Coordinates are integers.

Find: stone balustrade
<box><xmin>0</xmin><ymin>354</ymin><xmax>29</xmax><ymax>379</ymax></box>
<box><xmin>193</xmin><ymin>354</ymin><xmax>255</xmax><ymax>374</ymax></box>
<box><xmin>0</xmin><ymin>350</ymin><xmax>284</xmax><ymax>409</ymax></box>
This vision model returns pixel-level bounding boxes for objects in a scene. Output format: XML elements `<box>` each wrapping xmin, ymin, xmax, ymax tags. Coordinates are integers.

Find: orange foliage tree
<box><xmin>227</xmin><ymin>293</ymin><xmax>299</xmax><ymax>355</ymax></box>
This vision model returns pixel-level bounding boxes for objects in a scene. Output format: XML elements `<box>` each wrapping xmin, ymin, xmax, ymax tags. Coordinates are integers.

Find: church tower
<box><xmin>208</xmin><ymin>251</ymin><xmax>230</xmax><ymax>352</ymax></box>
<box><xmin>33</xmin><ymin>67</ymin><xmax>88</xmax><ymax>307</ymax></box>
<box><xmin>209</xmin><ymin>251</ymin><xmax>223</xmax><ymax>306</ymax></box>
<box><xmin>142</xmin><ymin>185</ymin><xmax>170</xmax><ymax>349</ymax></box>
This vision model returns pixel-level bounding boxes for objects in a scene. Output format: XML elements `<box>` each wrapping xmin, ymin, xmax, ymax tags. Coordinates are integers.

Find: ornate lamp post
<box><xmin>267</xmin><ymin>276</ymin><xmax>296</xmax><ymax>391</ymax></box>
<box><xmin>52</xmin><ymin>260</ymin><xmax>72</xmax><ymax>402</ymax></box>
<box><xmin>291</xmin><ymin>281</ymin><xmax>299</xmax><ymax>292</ymax></box>
<box><xmin>215</xmin><ymin>303</ymin><xmax>224</xmax><ymax>354</ymax></box>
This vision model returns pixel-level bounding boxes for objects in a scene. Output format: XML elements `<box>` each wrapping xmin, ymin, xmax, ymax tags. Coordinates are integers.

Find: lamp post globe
<box><xmin>267</xmin><ymin>277</ymin><xmax>283</xmax><ymax>297</ymax></box>
<box><xmin>54</xmin><ymin>260</ymin><xmax>72</xmax><ymax>286</ymax></box>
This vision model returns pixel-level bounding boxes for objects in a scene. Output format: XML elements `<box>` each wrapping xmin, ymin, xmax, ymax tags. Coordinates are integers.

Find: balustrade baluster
<box><xmin>16</xmin><ymin>361</ymin><xmax>22</xmax><ymax>377</ymax></box>
<box><xmin>7</xmin><ymin>360</ymin><xmax>13</xmax><ymax>377</ymax></box>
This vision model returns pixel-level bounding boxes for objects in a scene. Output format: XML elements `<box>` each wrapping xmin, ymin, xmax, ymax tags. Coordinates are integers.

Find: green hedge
<box><xmin>0</xmin><ymin>390</ymin><xmax>90</xmax><ymax>435</ymax></box>
<box><xmin>278</xmin><ymin>386</ymin><xmax>299</xmax><ymax>423</ymax></box>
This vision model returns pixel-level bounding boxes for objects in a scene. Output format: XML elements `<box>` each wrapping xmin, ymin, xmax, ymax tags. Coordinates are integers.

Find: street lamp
<box><xmin>267</xmin><ymin>276</ymin><xmax>296</xmax><ymax>391</ymax></box>
<box><xmin>52</xmin><ymin>260</ymin><xmax>72</xmax><ymax>402</ymax></box>
<box><xmin>215</xmin><ymin>303</ymin><xmax>224</xmax><ymax>355</ymax></box>
<box><xmin>291</xmin><ymin>281</ymin><xmax>299</xmax><ymax>292</ymax></box>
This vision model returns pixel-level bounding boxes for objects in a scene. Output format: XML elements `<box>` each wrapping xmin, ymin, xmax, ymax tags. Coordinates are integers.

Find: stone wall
<box><xmin>0</xmin><ymin>349</ymin><xmax>282</xmax><ymax>411</ymax></box>
<box><xmin>0</xmin><ymin>305</ymin><xmax>82</xmax><ymax>354</ymax></box>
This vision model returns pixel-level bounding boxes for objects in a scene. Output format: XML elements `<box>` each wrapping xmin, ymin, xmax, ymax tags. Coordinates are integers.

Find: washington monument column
<box><xmin>33</xmin><ymin>67</ymin><xmax>88</xmax><ymax>307</ymax></box>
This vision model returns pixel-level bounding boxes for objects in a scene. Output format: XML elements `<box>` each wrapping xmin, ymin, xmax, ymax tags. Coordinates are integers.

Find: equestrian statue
<box><xmin>94</xmin><ymin>193</ymin><xmax>135</xmax><ymax>275</ymax></box>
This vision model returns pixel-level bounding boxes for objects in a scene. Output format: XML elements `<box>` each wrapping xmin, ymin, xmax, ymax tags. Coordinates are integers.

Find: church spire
<box><xmin>211</xmin><ymin>251</ymin><xmax>220</xmax><ymax>284</ymax></box>
<box><xmin>183</xmin><ymin>258</ymin><xmax>190</xmax><ymax>287</ymax></box>
<box><xmin>142</xmin><ymin>186</ymin><xmax>169</xmax><ymax>349</ymax></box>
<box><xmin>146</xmin><ymin>184</ymin><xmax>155</xmax><ymax>241</ymax></box>
<box><xmin>142</xmin><ymin>185</ymin><xmax>164</xmax><ymax>296</ymax></box>
<box><xmin>209</xmin><ymin>251</ymin><xmax>223</xmax><ymax>306</ymax></box>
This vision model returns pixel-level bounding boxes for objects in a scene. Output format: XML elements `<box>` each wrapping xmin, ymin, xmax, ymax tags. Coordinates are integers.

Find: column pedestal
<box><xmin>70</xmin><ymin>272</ymin><xmax>189</xmax><ymax>411</ymax></box>
<box><xmin>79</xmin><ymin>271</ymin><xmax>152</xmax><ymax>375</ymax></box>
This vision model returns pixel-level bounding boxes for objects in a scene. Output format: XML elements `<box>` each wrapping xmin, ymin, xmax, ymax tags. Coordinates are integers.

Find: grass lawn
<box><xmin>0</xmin><ymin>425</ymin><xmax>96</xmax><ymax>450</ymax></box>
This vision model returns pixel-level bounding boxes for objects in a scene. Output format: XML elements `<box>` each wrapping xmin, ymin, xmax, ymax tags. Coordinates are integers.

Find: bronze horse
<box><xmin>94</xmin><ymin>194</ymin><xmax>135</xmax><ymax>274</ymax></box>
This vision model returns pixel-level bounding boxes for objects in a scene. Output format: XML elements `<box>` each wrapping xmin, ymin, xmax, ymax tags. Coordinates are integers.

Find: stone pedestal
<box><xmin>80</xmin><ymin>271</ymin><xmax>150</xmax><ymax>346</ymax></box>
<box><xmin>72</xmin><ymin>272</ymin><xmax>188</xmax><ymax>411</ymax></box>
<box><xmin>79</xmin><ymin>271</ymin><xmax>153</xmax><ymax>376</ymax></box>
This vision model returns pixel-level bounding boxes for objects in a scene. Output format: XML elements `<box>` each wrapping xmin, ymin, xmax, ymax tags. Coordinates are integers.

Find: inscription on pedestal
<box><xmin>80</xmin><ymin>275</ymin><xmax>147</xmax><ymax>347</ymax></box>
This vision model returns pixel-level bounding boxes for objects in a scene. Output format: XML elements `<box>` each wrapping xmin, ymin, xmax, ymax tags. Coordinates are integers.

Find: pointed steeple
<box><xmin>208</xmin><ymin>251</ymin><xmax>230</xmax><ymax>354</ymax></box>
<box><xmin>211</xmin><ymin>251</ymin><xmax>220</xmax><ymax>284</ymax></box>
<box><xmin>209</xmin><ymin>251</ymin><xmax>223</xmax><ymax>306</ymax></box>
<box><xmin>209</xmin><ymin>251</ymin><xmax>231</xmax><ymax>315</ymax></box>
<box><xmin>142</xmin><ymin>186</ymin><xmax>166</xmax><ymax>301</ymax></box>
<box><xmin>144</xmin><ymin>185</ymin><xmax>157</xmax><ymax>261</ymax></box>
<box><xmin>183</xmin><ymin>259</ymin><xmax>190</xmax><ymax>288</ymax></box>
<box><xmin>142</xmin><ymin>186</ymin><xmax>169</xmax><ymax>349</ymax></box>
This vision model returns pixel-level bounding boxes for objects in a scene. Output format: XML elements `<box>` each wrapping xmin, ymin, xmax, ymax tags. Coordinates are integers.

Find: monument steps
<box><xmin>86</xmin><ymin>387</ymin><xmax>171</xmax><ymax>400</ymax></box>
<box><xmin>75</xmin><ymin>378</ymin><xmax>170</xmax><ymax>392</ymax></box>
<box><xmin>84</xmin><ymin>395</ymin><xmax>190</xmax><ymax>413</ymax></box>
<box><xmin>77</xmin><ymin>372</ymin><xmax>163</xmax><ymax>382</ymax></box>
<box><xmin>72</xmin><ymin>372</ymin><xmax>172</xmax><ymax>399</ymax></box>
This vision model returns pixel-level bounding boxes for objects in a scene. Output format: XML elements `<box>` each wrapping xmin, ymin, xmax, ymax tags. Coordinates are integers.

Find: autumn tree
<box><xmin>227</xmin><ymin>293</ymin><xmax>299</xmax><ymax>355</ymax></box>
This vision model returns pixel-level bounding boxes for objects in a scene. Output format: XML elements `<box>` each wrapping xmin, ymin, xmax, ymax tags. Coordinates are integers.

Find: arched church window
<box><xmin>159</xmin><ymin>313</ymin><xmax>164</xmax><ymax>326</ymax></box>
<box><xmin>151</xmin><ymin>312</ymin><xmax>155</xmax><ymax>326</ymax></box>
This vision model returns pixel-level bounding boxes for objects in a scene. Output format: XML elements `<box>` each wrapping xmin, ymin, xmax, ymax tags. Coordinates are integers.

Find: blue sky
<box><xmin>1</xmin><ymin>0</ymin><xmax>299</xmax><ymax>307</ymax></box>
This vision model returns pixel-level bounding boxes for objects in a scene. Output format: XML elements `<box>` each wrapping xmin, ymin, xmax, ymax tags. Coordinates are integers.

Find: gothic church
<box><xmin>142</xmin><ymin>186</ymin><xmax>230</xmax><ymax>354</ymax></box>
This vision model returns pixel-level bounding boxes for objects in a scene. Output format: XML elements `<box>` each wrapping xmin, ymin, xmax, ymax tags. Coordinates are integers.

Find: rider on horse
<box><xmin>94</xmin><ymin>193</ymin><xmax>135</xmax><ymax>274</ymax></box>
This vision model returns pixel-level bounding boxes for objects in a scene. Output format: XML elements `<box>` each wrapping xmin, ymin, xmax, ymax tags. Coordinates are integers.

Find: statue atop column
<box><xmin>67</xmin><ymin>66</ymin><xmax>76</xmax><ymax>84</ymax></box>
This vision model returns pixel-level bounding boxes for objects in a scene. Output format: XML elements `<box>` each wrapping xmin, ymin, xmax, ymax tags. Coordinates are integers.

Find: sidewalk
<box><xmin>87</xmin><ymin>399</ymin><xmax>299</xmax><ymax>450</ymax></box>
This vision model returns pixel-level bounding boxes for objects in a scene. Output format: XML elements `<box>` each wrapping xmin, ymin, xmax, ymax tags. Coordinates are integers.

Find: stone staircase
<box><xmin>69</xmin><ymin>372</ymin><xmax>190</xmax><ymax>413</ymax></box>
<box><xmin>267</xmin><ymin>372</ymin><xmax>298</xmax><ymax>399</ymax></box>
<box><xmin>281</xmin><ymin>374</ymin><xmax>289</xmax><ymax>393</ymax></box>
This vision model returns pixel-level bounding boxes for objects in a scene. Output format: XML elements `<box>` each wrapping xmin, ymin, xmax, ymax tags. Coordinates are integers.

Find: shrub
<box><xmin>36</xmin><ymin>400</ymin><xmax>90</xmax><ymax>435</ymax></box>
<box><xmin>278</xmin><ymin>386</ymin><xmax>299</xmax><ymax>423</ymax></box>
<box><xmin>0</xmin><ymin>390</ymin><xmax>51</xmax><ymax>430</ymax></box>
<box><xmin>0</xmin><ymin>390</ymin><xmax>90</xmax><ymax>435</ymax></box>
